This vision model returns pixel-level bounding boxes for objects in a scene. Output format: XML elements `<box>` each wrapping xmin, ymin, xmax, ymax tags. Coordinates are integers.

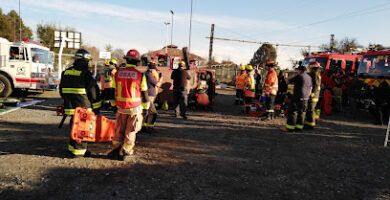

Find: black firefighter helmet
<box><xmin>73</xmin><ymin>49</ymin><xmax>92</xmax><ymax>62</ymax></box>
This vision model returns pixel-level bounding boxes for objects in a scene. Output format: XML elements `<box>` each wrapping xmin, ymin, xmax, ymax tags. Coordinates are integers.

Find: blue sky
<box><xmin>1</xmin><ymin>0</ymin><xmax>390</xmax><ymax>68</ymax></box>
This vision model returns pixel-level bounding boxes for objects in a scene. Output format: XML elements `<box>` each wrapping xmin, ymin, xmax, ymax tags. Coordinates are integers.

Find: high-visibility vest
<box><xmin>264</xmin><ymin>69</ymin><xmax>278</xmax><ymax>95</ymax></box>
<box><xmin>114</xmin><ymin>65</ymin><xmax>145</xmax><ymax>109</ymax></box>
<box><xmin>244</xmin><ymin>75</ymin><xmax>255</xmax><ymax>97</ymax></box>
<box><xmin>235</xmin><ymin>72</ymin><xmax>246</xmax><ymax>90</ymax></box>
<box><xmin>101</xmin><ymin>67</ymin><xmax>117</xmax><ymax>89</ymax></box>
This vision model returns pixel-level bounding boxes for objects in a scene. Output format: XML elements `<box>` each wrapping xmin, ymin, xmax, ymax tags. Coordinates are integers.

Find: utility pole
<box><xmin>19</xmin><ymin>0</ymin><xmax>22</xmax><ymax>41</ymax></box>
<box><xmin>208</xmin><ymin>24</ymin><xmax>215</xmax><ymax>66</ymax></box>
<box><xmin>188</xmin><ymin>0</ymin><xmax>193</xmax><ymax>54</ymax></box>
<box><xmin>164</xmin><ymin>22</ymin><xmax>171</xmax><ymax>54</ymax></box>
<box><xmin>330</xmin><ymin>34</ymin><xmax>335</xmax><ymax>51</ymax></box>
<box><xmin>13</xmin><ymin>16</ymin><xmax>16</xmax><ymax>41</ymax></box>
<box><xmin>170</xmin><ymin>10</ymin><xmax>174</xmax><ymax>47</ymax></box>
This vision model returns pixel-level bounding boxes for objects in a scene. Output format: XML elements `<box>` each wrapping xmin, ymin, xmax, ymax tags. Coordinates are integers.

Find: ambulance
<box><xmin>0</xmin><ymin>37</ymin><xmax>54</xmax><ymax>97</ymax></box>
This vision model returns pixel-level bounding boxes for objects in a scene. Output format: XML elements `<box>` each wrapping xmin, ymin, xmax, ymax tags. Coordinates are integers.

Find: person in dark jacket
<box><xmin>374</xmin><ymin>76</ymin><xmax>390</xmax><ymax>125</ymax></box>
<box><xmin>171</xmin><ymin>61</ymin><xmax>191</xmax><ymax>119</ymax></box>
<box><xmin>282</xmin><ymin>65</ymin><xmax>312</xmax><ymax>132</ymax></box>
<box><xmin>59</xmin><ymin>49</ymin><xmax>99</xmax><ymax>157</ymax></box>
<box><xmin>304</xmin><ymin>61</ymin><xmax>322</xmax><ymax>129</ymax></box>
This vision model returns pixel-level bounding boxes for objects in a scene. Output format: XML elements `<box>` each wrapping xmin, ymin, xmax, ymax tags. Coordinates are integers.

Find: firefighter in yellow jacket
<box><xmin>244</xmin><ymin>65</ymin><xmax>255</xmax><ymax>113</ymax></box>
<box><xmin>59</xmin><ymin>49</ymin><xmax>100</xmax><ymax>157</ymax></box>
<box><xmin>235</xmin><ymin>65</ymin><xmax>247</xmax><ymax>105</ymax></box>
<box><xmin>108</xmin><ymin>49</ymin><xmax>149</xmax><ymax>161</ymax></box>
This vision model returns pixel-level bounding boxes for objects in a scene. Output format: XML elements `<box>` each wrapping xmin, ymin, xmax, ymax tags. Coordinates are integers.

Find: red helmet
<box><xmin>308</xmin><ymin>61</ymin><xmax>321</xmax><ymax>69</ymax></box>
<box><xmin>266</xmin><ymin>60</ymin><xmax>276</xmax><ymax>67</ymax></box>
<box><xmin>125</xmin><ymin>49</ymin><xmax>140</xmax><ymax>61</ymax></box>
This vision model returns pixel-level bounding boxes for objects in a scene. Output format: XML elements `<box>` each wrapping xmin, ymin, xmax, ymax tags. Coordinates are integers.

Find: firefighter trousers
<box><xmin>144</xmin><ymin>96</ymin><xmax>158</xmax><ymax>127</ymax></box>
<box><xmin>112</xmin><ymin>112</ymin><xmax>143</xmax><ymax>155</ymax></box>
<box><xmin>63</xmin><ymin>94</ymin><xmax>92</xmax><ymax>156</ymax></box>
<box><xmin>265</xmin><ymin>95</ymin><xmax>276</xmax><ymax>116</ymax></box>
<box><xmin>286</xmin><ymin>99</ymin><xmax>308</xmax><ymax>131</ymax></box>
<box><xmin>305</xmin><ymin>98</ymin><xmax>318</xmax><ymax>128</ymax></box>
<box><xmin>235</xmin><ymin>89</ymin><xmax>244</xmax><ymax>104</ymax></box>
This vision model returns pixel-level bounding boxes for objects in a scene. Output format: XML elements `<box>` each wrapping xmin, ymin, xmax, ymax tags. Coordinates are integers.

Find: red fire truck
<box><xmin>302</xmin><ymin>52</ymin><xmax>362</xmax><ymax>88</ymax></box>
<box><xmin>357</xmin><ymin>49</ymin><xmax>390</xmax><ymax>86</ymax></box>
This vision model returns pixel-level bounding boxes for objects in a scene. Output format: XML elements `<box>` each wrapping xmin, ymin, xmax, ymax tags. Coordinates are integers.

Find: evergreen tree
<box><xmin>249</xmin><ymin>43</ymin><xmax>277</xmax><ymax>67</ymax></box>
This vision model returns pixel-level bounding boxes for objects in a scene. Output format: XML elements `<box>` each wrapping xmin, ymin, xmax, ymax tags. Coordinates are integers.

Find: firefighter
<box><xmin>107</xmin><ymin>49</ymin><xmax>149</xmax><ymax>160</ymax></box>
<box><xmin>142</xmin><ymin>61</ymin><xmax>162</xmax><ymax>133</ymax></box>
<box><xmin>304</xmin><ymin>61</ymin><xmax>322</xmax><ymax>129</ymax></box>
<box><xmin>262</xmin><ymin>60</ymin><xmax>278</xmax><ymax>121</ymax></box>
<box><xmin>282</xmin><ymin>65</ymin><xmax>312</xmax><ymax>132</ymax></box>
<box><xmin>59</xmin><ymin>49</ymin><xmax>99</xmax><ymax>157</ymax></box>
<box><xmin>101</xmin><ymin>59</ymin><xmax>118</xmax><ymax>109</ymax></box>
<box><xmin>235</xmin><ymin>65</ymin><xmax>247</xmax><ymax>105</ymax></box>
<box><xmin>244</xmin><ymin>65</ymin><xmax>255</xmax><ymax>113</ymax></box>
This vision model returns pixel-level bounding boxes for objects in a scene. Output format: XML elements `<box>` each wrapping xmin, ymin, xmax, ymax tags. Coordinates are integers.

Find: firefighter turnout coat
<box><xmin>264</xmin><ymin>68</ymin><xmax>278</xmax><ymax>96</ymax></box>
<box><xmin>59</xmin><ymin>65</ymin><xmax>99</xmax><ymax>115</ymax></box>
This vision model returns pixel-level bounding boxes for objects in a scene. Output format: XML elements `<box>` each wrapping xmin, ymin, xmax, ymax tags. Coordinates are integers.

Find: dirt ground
<box><xmin>0</xmin><ymin>88</ymin><xmax>390</xmax><ymax>199</ymax></box>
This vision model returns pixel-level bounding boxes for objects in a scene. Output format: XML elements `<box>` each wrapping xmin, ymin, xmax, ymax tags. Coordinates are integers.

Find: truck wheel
<box><xmin>0</xmin><ymin>74</ymin><xmax>12</xmax><ymax>97</ymax></box>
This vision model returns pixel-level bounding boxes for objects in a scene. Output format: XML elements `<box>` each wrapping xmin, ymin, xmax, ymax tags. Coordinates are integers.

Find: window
<box><xmin>358</xmin><ymin>55</ymin><xmax>390</xmax><ymax>76</ymax></box>
<box><xmin>9</xmin><ymin>47</ymin><xmax>28</xmax><ymax>61</ymax></box>
<box><xmin>31</xmin><ymin>48</ymin><xmax>51</xmax><ymax>64</ymax></box>
<box><xmin>328</xmin><ymin>59</ymin><xmax>342</xmax><ymax>77</ymax></box>
<box><xmin>345</xmin><ymin>60</ymin><xmax>353</xmax><ymax>76</ymax></box>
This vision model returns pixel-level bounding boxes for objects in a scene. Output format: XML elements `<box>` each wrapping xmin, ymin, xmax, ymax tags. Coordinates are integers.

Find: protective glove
<box><xmin>142</xmin><ymin>101</ymin><xmax>150</xmax><ymax>110</ymax></box>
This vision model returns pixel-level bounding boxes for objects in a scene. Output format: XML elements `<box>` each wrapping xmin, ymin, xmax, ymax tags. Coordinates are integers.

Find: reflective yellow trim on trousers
<box><xmin>68</xmin><ymin>145</ymin><xmax>87</xmax><ymax>156</ymax></box>
<box><xmin>266</xmin><ymin>110</ymin><xmax>274</xmax><ymax>113</ymax></box>
<box><xmin>296</xmin><ymin>124</ymin><xmax>304</xmax><ymax>130</ymax></box>
<box><xmin>123</xmin><ymin>143</ymin><xmax>134</xmax><ymax>151</ymax></box>
<box><xmin>143</xmin><ymin>123</ymin><xmax>155</xmax><ymax>127</ymax></box>
<box><xmin>64</xmin><ymin>109</ymin><xmax>75</xmax><ymax>115</ymax></box>
<box><xmin>312</xmin><ymin>98</ymin><xmax>319</xmax><ymax>103</ymax></box>
<box><xmin>92</xmin><ymin>101</ymin><xmax>102</xmax><ymax>109</ymax></box>
<box><xmin>112</xmin><ymin>140</ymin><xmax>123</xmax><ymax>145</ymax></box>
<box><xmin>305</xmin><ymin>121</ymin><xmax>315</xmax><ymax>127</ymax></box>
<box><xmin>62</xmin><ymin>88</ymin><xmax>87</xmax><ymax>94</ymax></box>
<box><xmin>315</xmin><ymin>109</ymin><xmax>321</xmax><ymax>119</ymax></box>
<box><xmin>285</xmin><ymin>124</ymin><xmax>295</xmax><ymax>130</ymax></box>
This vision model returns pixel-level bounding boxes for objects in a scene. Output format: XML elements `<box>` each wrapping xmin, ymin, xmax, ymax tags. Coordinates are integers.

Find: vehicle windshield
<box><xmin>31</xmin><ymin>48</ymin><xmax>53</xmax><ymax>64</ymax></box>
<box><xmin>302</xmin><ymin>57</ymin><xmax>328</xmax><ymax>71</ymax></box>
<box><xmin>358</xmin><ymin>54</ymin><xmax>390</xmax><ymax>76</ymax></box>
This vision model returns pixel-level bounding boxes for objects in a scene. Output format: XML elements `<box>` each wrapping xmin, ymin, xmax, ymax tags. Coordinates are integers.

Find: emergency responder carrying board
<box><xmin>59</xmin><ymin>49</ymin><xmax>99</xmax><ymax>157</ymax></box>
<box><xmin>101</xmin><ymin>59</ymin><xmax>117</xmax><ymax>109</ymax></box>
<box><xmin>108</xmin><ymin>49</ymin><xmax>150</xmax><ymax>161</ymax></box>
<box><xmin>235</xmin><ymin>65</ymin><xmax>247</xmax><ymax>105</ymax></box>
<box><xmin>244</xmin><ymin>65</ymin><xmax>255</xmax><ymax>113</ymax></box>
<box><xmin>282</xmin><ymin>65</ymin><xmax>312</xmax><ymax>132</ymax></box>
<box><xmin>305</xmin><ymin>61</ymin><xmax>322</xmax><ymax>129</ymax></box>
<box><xmin>262</xmin><ymin>60</ymin><xmax>278</xmax><ymax>121</ymax></box>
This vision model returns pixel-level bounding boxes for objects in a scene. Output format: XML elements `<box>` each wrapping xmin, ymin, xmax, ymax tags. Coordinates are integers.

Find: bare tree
<box><xmin>104</xmin><ymin>44</ymin><xmax>113</xmax><ymax>52</ymax></box>
<box><xmin>338</xmin><ymin>37</ymin><xmax>360</xmax><ymax>54</ymax></box>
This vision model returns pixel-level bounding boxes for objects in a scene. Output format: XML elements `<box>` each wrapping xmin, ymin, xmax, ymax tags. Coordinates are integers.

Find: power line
<box><xmin>206</xmin><ymin>36</ymin><xmax>321</xmax><ymax>48</ymax></box>
<box><xmin>249</xmin><ymin>2</ymin><xmax>390</xmax><ymax>38</ymax></box>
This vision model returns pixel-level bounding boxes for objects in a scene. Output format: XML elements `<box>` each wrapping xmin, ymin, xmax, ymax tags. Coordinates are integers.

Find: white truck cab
<box><xmin>0</xmin><ymin>37</ymin><xmax>54</xmax><ymax>97</ymax></box>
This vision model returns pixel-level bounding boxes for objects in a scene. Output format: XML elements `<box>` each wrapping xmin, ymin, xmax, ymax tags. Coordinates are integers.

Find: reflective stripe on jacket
<box><xmin>264</xmin><ymin>69</ymin><xmax>278</xmax><ymax>95</ymax></box>
<box><xmin>235</xmin><ymin>72</ymin><xmax>246</xmax><ymax>90</ymax></box>
<box><xmin>244</xmin><ymin>74</ymin><xmax>255</xmax><ymax>97</ymax></box>
<box><xmin>113</xmin><ymin>64</ymin><xmax>147</xmax><ymax>110</ymax></box>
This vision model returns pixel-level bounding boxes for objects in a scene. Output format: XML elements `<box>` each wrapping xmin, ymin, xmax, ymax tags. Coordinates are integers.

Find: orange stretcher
<box><xmin>70</xmin><ymin>107</ymin><xmax>116</xmax><ymax>143</ymax></box>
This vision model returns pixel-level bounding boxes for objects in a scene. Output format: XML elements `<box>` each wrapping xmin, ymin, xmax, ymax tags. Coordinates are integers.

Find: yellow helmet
<box><xmin>105</xmin><ymin>60</ymin><xmax>111</xmax><ymax>66</ymax></box>
<box><xmin>197</xmin><ymin>85</ymin><xmax>203</xmax><ymax>90</ymax></box>
<box><xmin>246</xmin><ymin>65</ymin><xmax>253</xmax><ymax>70</ymax></box>
<box><xmin>110</xmin><ymin>59</ymin><xmax>117</xmax><ymax>65</ymax></box>
<box><xmin>240</xmin><ymin>65</ymin><xmax>246</xmax><ymax>70</ymax></box>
